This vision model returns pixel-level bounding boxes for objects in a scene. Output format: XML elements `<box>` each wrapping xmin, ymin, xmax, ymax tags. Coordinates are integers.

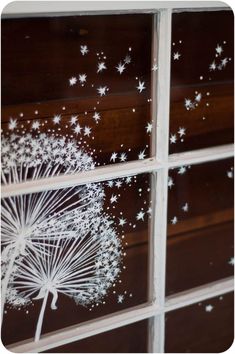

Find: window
<box><xmin>1</xmin><ymin>2</ymin><xmax>234</xmax><ymax>353</ymax></box>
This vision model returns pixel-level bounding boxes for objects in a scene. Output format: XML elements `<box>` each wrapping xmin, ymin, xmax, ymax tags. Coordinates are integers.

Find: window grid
<box><xmin>2</xmin><ymin>5</ymin><xmax>233</xmax><ymax>353</ymax></box>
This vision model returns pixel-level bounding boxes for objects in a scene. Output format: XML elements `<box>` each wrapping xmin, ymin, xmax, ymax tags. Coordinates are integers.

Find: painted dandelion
<box><xmin>8</xmin><ymin>215</ymin><xmax>122</xmax><ymax>341</ymax></box>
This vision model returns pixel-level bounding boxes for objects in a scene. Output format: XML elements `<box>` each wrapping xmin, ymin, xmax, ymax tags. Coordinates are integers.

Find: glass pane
<box><xmin>44</xmin><ymin>319</ymin><xmax>149</xmax><ymax>353</ymax></box>
<box><xmin>170</xmin><ymin>10</ymin><xmax>234</xmax><ymax>153</ymax></box>
<box><xmin>1</xmin><ymin>173</ymin><xmax>152</xmax><ymax>345</ymax></box>
<box><xmin>1</xmin><ymin>14</ymin><xmax>155</xmax><ymax>182</ymax></box>
<box><xmin>165</xmin><ymin>292</ymin><xmax>234</xmax><ymax>353</ymax></box>
<box><xmin>166</xmin><ymin>158</ymin><xmax>234</xmax><ymax>295</ymax></box>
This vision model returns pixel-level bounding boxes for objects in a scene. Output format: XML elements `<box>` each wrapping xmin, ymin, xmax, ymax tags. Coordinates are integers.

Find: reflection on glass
<box><xmin>165</xmin><ymin>292</ymin><xmax>234</xmax><ymax>353</ymax></box>
<box><xmin>166</xmin><ymin>158</ymin><xmax>234</xmax><ymax>295</ymax></box>
<box><xmin>170</xmin><ymin>10</ymin><xmax>234</xmax><ymax>153</ymax></box>
<box><xmin>1</xmin><ymin>14</ymin><xmax>155</xmax><ymax>179</ymax></box>
<box><xmin>1</xmin><ymin>173</ymin><xmax>152</xmax><ymax>345</ymax></box>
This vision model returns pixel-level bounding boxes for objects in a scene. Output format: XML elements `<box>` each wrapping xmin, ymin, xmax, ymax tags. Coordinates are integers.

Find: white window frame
<box><xmin>2</xmin><ymin>2</ymin><xmax>234</xmax><ymax>353</ymax></box>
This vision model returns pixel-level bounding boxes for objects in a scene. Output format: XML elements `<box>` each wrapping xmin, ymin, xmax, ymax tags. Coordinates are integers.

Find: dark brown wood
<box><xmin>165</xmin><ymin>292</ymin><xmax>234</xmax><ymax>353</ymax></box>
<box><xmin>170</xmin><ymin>10</ymin><xmax>234</xmax><ymax>153</ymax></box>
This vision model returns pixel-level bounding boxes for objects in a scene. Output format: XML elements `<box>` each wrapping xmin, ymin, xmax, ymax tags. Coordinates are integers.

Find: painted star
<box><xmin>116</xmin><ymin>62</ymin><xmax>126</xmax><ymax>74</ymax></box>
<box><xmin>178</xmin><ymin>127</ymin><xmax>186</xmax><ymax>137</ymax></box>
<box><xmin>53</xmin><ymin>114</ymin><xmax>61</xmax><ymax>124</ymax></box>
<box><xmin>93</xmin><ymin>112</ymin><xmax>101</xmax><ymax>123</ymax></box>
<box><xmin>78</xmin><ymin>73</ymin><xmax>87</xmax><ymax>84</ymax></box>
<box><xmin>69</xmin><ymin>76</ymin><xmax>77</xmax><ymax>86</ymax></box>
<box><xmin>195</xmin><ymin>93</ymin><xmax>202</xmax><ymax>102</ymax></box>
<box><xmin>205</xmin><ymin>304</ymin><xmax>214</xmax><ymax>312</ymax></box>
<box><xmin>173</xmin><ymin>52</ymin><xmax>181</xmax><ymax>60</ymax></box>
<box><xmin>178</xmin><ymin>166</ymin><xmax>186</xmax><ymax>174</ymax></box>
<box><xmin>146</xmin><ymin>122</ymin><xmax>153</xmax><ymax>133</ymax></box>
<box><xmin>221</xmin><ymin>57</ymin><xmax>228</xmax><ymax>67</ymax></box>
<box><xmin>117</xmin><ymin>295</ymin><xmax>124</xmax><ymax>303</ymax></box>
<box><xmin>8</xmin><ymin>118</ymin><xmax>17</xmax><ymax>130</ymax></box>
<box><xmin>138</xmin><ymin>150</ymin><xmax>146</xmax><ymax>160</ymax></box>
<box><xmin>120</xmin><ymin>153</ymin><xmax>127</xmax><ymax>162</ymax></box>
<box><xmin>97</xmin><ymin>62</ymin><xmax>107</xmax><ymax>73</ymax></box>
<box><xmin>124</xmin><ymin>55</ymin><xmax>131</xmax><ymax>64</ymax></box>
<box><xmin>119</xmin><ymin>218</ymin><xmax>127</xmax><ymax>227</ymax></box>
<box><xmin>80</xmin><ymin>45</ymin><xmax>89</xmax><ymax>55</ymax></box>
<box><xmin>228</xmin><ymin>257</ymin><xmax>234</xmax><ymax>266</ymax></box>
<box><xmin>97</xmin><ymin>86</ymin><xmax>108</xmax><ymax>96</ymax></box>
<box><xmin>115</xmin><ymin>180</ymin><xmax>122</xmax><ymax>188</ymax></box>
<box><xmin>125</xmin><ymin>176</ymin><xmax>132</xmax><ymax>184</ymax></box>
<box><xmin>73</xmin><ymin>124</ymin><xmax>82</xmax><ymax>135</ymax></box>
<box><xmin>137</xmin><ymin>80</ymin><xmax>146</xmax><ymax>93</ymax></box>
<box><xmin>215</xmin><ymin>44</ymin><xmax>223</xmax><ymax>56</ymax></box>
<box><xmin>84</xmin><ymin>126</ymin><xmax>92</xmax><ymax>137</ymax></box>
<box><xmin>110</xmin><ymin>152</ymin><xmax>118</xmax><ymax>162</ymax></box>
<box><xmin>171</xmin><ymin>216</ymin><xmax>178</xmax><ymax>225</ymax></box>
<box><xmin>168</xmin><ymin>176</ymin><xmax>174</xmax><ymax>189</ymax></box>
<box><xmin>170</xmin><ymin>134</ymin><xmax>177</xmax><ymax>144</ymax></box>
<box><xmin>70</xmin><ymin>115</ymin><xmax>78</xmax><ymax>125</ymax></box>
<box><xmin>152</xmin><ymin>64</ymin><xmax>158</xmax><ymax>71</ymax></box>
<box><xmin>136</xmin><ymin>211</ymin><xmax>145</xmax><ymax>221</ymax></box>
<box><xmin>184</xmin><ymin>98</ymin><xmax>193</xmax><ymax>110</ymax></box>
<box><xmin>182</xmin><ymin>203</ymin><xmax>189</xmax><ymax>212</ymax></box>
<box><xmin>209</xmin><ymin>61</ymin><xmax>217</xmax><ymax>71</ymax></box>
<box><xmin>110</xmin><ymin>194</ymin><xmax>118</xmax><ymax>204</ymax></box>
<box><xmin>31</xmin><ymin>121</ymin><xmax>40</xmax><ymax>130</ymax></box>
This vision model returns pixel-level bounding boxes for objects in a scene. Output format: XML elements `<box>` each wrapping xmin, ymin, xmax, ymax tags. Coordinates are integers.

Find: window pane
<box><xmin>44</xmin><ymin>319</ymin><xmax>149</xmax><ymax>353</ymax></box>
<box><xmin>166</xmin><ymin>158</ymin><xmax>234</xmax><ymax>295</ymax></box>
<box><xmin>170</xmin><ymin>10</ymin><xmax>234</xmax><ymax>153</ymax></box>
<box><xmin>1</xmin><ymin>14</ymin><xmax>154</xmax><ymax>181</ymax></box>
<box><xmin>165</xmin><ymin>292</ymin><xmax>234</xmax><ymax>353</ymax></box>
<box><xmin>1</xmin><ymin>173</ymin><xmax>152</xmax><ymax>345</ymax></box>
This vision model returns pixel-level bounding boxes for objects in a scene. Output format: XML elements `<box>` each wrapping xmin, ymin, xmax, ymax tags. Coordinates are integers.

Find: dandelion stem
<box><xmin>35</xmin><ymin>290</ymin><xmax>49</xmax><ymax>342</ymax></box>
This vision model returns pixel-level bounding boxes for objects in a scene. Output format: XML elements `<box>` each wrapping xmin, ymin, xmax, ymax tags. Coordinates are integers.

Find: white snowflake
<box><xmin>178</xmin><ymin>166</ymin><xmax>186</xmax><ymax>175</ymax></box>
<box><xmin>136</xmin><ymin>80</ymin><xmax>146</xmax><ymax>93</ymax></box>
<box><xmin>182</xmin><ymin>203</ymin><xmax>189</xmax><ymax>212</ymax></box>
<box><xmin>124</xmin><ymin>55</ymin><xmax>131</xmax><ymax>64</ymax></box>
<box><xmin>93</xmin><ymin>112</ymin><xmax>101</xmax><ymax>123</ymax></box>
<box><xmin>8</xmin><ymin>118</ymin><xmax>17</xmax><ymax>131</ymax></box>
<box><xmin>32</xmin><ymin>121</ymin><xmax>40</xmax><ymax>130</ymax></box>
<box><xmin>173</xmin><ymin>52</ymin><xmax>181</xmax><ymax>60</ymax></box>
<box><xmin>152</xmin><ymin>64</ymin><xmax>158</xmax><ymax>71</ymax></box>
<box><xmin>116</xmin><ymin>62</ymin><xmax>126</xmax><ymax>74</ymax></box>
<box><xmin>119</xmin><ymin>218</ymin><xmax>127</xmax><ymax>227</ymax></box>
<box><xmin>215</xmin><ymin>44</ymin><xmax>223</xmax><ymax>56</ymax></box>
<box><xmin>120</xmin><ymin>153</ymin><xmax>127</xmax><ymax>162</ymax></box>
<box><xmin>209</xmin><ymin>61</ymin><xmax>217</xmax><ymax>71</ymax></box>
<box><xmin>79</xmin><ymin>73</ymin><xmax>87</xmax><ymax>84</ymax></box>
<box><xmin>168</xmin><ymin>176</ymin><xmax>174</xmax><ymax>189</ymax></box>
<box><xmin>136</xmin><ymin>211</ymin><xmax>145</xmax><ymax>221</ymax></box>
<box><xmin>170</xmin><ymin>134</ymin><xmax>177</xmax><ymax>144</ymax></box>
<box><xmin>110</xmin><ymin>194</ymin><xmax>118</xmax><ymax>204</ymax></box>
<box><xmin>117</xmin><ymin>294</ymin><xmax>124</xmax><ymax>303</ymax></box>
<box><xmin>110</xmin><ymin>152</ymin><xmax>118</xmax><ymax>163</ymax></box>
<box><xmin>178</xmin><ymin>127</ymin><xmax>186</xmax><ymax>137</ymax></box>
<box><xmin>74</xmin><ymin>124</ymin><xmax>82</xmax><ymax>135</ymax></box>
<box><xmin>70</xmin><ymin>115</ymin><xmax>78</xmax><ymax>126</ymax></box>
<box><xmin>205</xmin><ymin>304</ymin><xmax>214</xmax><ymax>312</ymax></box>
<box><xmin>84</xmin><ymin>126</ymin><xmax>92</xmax><ymax>137</ymax></box>
<box><xmin>138</xmin><ymin>150</ymin><xmax>146</xmax><ymax>160</ymax></box>
<box><xmin>228</xmin><ymin>257</ymin><xmax>234</xmax><ymax>266</ymax></box>
<box><xmin>80</xmin><ymin>45</ymin><xmax>89</xmax><ymax>55</ymax></box>
<box><xmin>97</xmin><ymin>86</ymin><xmax>108</xmax><ymax>96</ymax></box>
<box><xmin>97</xmin><ymin>62</ymin><xmax>107</xmax><ymax>73</ymax></box>
<box><xmin>53</xmin><ymin>115</ymin><xmax>61</xmax><ymax>125</ymax></box>
<box><xmin>146</xmin><ymin>122</ymin><xmax>153</xmax><ymax>133</ymax></box>
<box><xmin>171</xmin><ymin>216</ymin><xmax>178</xmax><ymax>225</ymax></box>
<box><xmin>69</xmin><ymin>77</ymin><xmax>77</xmax><ymax>86</ymax></box>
